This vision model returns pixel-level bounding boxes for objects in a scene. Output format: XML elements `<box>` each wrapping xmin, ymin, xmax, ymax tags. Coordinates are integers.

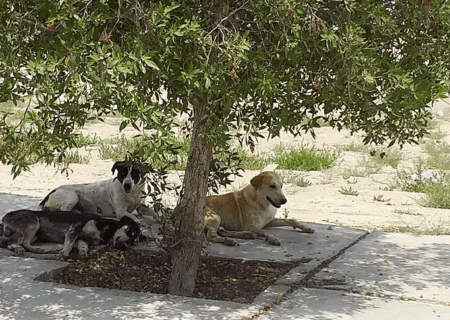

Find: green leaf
<box><xmin>143</xmin><ymin>59</ymin><xmax>160</xmax><ymax>70</ymax></box>
<box><xmin>119</xmin><ymin>120</ymin><xmax>129</xmax><ymax>131</ymax></box>
<box><xmin>164</xmin><ymin>4</ymin><xmax>181</xmax><ymax>15</ymax></box>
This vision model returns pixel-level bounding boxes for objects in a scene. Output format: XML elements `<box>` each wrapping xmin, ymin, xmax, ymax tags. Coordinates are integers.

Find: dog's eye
<box><xmin>270</xmin><ymin>184</ymin><xmax>276</xmax><ymax>189</ymax></box>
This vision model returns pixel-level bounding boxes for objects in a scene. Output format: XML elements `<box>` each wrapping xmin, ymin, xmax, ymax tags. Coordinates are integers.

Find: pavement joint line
<box><xmin>246</xmin><ymin>230</ymin><xmax>370</xmax><ymax>320</ymax></box>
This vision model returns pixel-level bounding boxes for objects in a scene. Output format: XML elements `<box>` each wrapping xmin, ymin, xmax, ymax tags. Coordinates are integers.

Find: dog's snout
<box><xmin>280</xmin><ymin>197</ymin><xmax>287</xmax><ymax>205</ymax></box>
<box><xmin>123</xmin><ymin>183</ymin><xmax>132</xmax><ymax>192</ymax></box>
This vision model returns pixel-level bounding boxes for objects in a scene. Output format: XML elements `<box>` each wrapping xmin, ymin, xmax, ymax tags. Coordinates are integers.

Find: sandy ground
<box><xmin>1</xmin><ymin>101</ymin><xmax>450</xmax><ymax>234</ymax></box>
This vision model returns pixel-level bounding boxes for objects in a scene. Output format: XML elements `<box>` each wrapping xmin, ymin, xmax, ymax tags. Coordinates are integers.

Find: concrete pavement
<box><xmin>1</xmin><ymin>193</ymin><xmax>450</xmax><ymax>319</ymax></box>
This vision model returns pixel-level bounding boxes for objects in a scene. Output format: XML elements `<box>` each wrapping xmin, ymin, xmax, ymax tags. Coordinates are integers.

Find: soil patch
<box><xmin>51</xmin><ymin>248</ymin><xmax>301</xmax><ymax>304</ymax></box>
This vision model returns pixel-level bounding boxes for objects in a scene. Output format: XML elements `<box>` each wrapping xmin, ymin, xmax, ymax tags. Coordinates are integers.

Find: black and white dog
<box><xmin>39</xmin><ymin>161</ymin><xmax>146</xmax><ymax>219</ymax></box>
<box><xmin>0</xmin><ymin>209</ymin><xmax>140</xmax><ymax>257</ymax></box>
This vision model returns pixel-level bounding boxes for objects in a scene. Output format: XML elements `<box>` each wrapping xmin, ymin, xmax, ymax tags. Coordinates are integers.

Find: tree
<box><xmin>1</xmin><ymin>0</ymin><xmax>450</xmax><ymax>295</ymax></box>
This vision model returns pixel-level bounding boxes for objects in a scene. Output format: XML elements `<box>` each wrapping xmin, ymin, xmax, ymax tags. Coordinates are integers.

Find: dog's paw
<box><xmin>8</xmin><ymin>244</ymin><xmax>25</xmax><ymax>255</ymax></box>
<box><xmin>293</xmin><ymin>223</ymin><xmax>315</xmax><ymax>234</ymax></box>
<box><xmin>266</xmin><ymin>234</ymin><xmax>281</xmax><ymax>246</ymax></box>
<box><xmin>59</xmin><ymin>248</ymin><xmax>71</xmax><ymax>258</ymax></box>
<box><xmin>299</xmin><ymin>225</ymin><xmax>315</xmax><ymax>234</ymax></box>
<box><xmin>223</xmin><ymin>238</ymin><xmax>238</xmax><ymax>246</ymax></box>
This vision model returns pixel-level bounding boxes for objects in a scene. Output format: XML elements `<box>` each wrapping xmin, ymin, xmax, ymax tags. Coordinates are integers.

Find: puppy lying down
<box><xmin>0</xmin><ymin>209</ymin><xmax>140</xmax><ymax>257</ymax></box>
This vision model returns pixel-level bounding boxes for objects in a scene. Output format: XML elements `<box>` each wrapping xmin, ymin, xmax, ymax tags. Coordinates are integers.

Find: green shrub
<box><xmin>423</xmin><ymin>141</ymin><xmax>450</xmax><ymax>170</ymax></box>
<box><xmin>73</xmin><ymin>134</ymin><xmax>100</xmax><ymax>147</ymax></box>
<box><xmin>98</xmin><ymin>135</ymin><xmax>190</xmax><ymax>170</ymax></box>
<box><xmin>273</xmin><ymin>144</ymin><xmax>337</xmax><ymax>171</ymax></box>
<box><xmin>421</xmin><ymin>174</ymin><xmax>450</xmax><ymax>209</ymax></box>
<box><xmin>232</xmin><ymin>147</ymin><xmax>270</xmax><ymax>170</ymax></box>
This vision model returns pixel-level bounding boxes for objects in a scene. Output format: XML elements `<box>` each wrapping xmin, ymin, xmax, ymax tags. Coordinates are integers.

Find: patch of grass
<box><xmin>98</xmin><ymin>135</ymin><xmax>190</xmax><ymax>170</ymax></box>
<box><xmin>98</xmin><ymin>135</ymin><xmax>130</xmax><ymax>160</ymax></box>
<box><xmin>376</xmin><ymin>225</ymin><xmax>423</xmax><ymax>234</ymax></box>
<box><xmin>60</xmin><ymin>150</ymin><xmax>90</xmax><ymax>164</ymax></box>
<box><xmin>341</xmin><ymin>151</ymin><xmax>398</xmax><ymax>180</ymax></box>
<box><xmin>337</xmin><ymin>142</ymin><xmax>369</xmax><ymax>153</ymax></box>
<box><xmin>422</xmin><ymin>141</ymin><xmax>450</xmax><ymax>170</ymax></box>
<box><xmin>73</xmin><ymin>134</ymin><xmax>100</xmax><ymax>147</ymax></box>
<box><xmin>373</xmin><ymin>195</ymin><xmax>391</xmax><ymax>202</ymax></box>
<box><xmin>396</xmin><ymin>160</ymin><xmax>428</xmax><ymax>192</ymax></box>
<box><xmin>356</xmin><ymin>156</ymin><xmax>383</xmax><ymax>174</ymax></box>
<box><xmin>393</xmin><ymin>208</ymin><xmax>422</xmax><ymax>216</ymax></box>
<box><xmin>97</xmin><ymin>136</ymin><xmax>339</xmax><ymax>173</ymax></box>
<box><xmin>282</xmin><ymin>208</ymin><xmax>290</xmax><ymax>219</ymax></box>
<box><xmin>341</xmin><ymin>167</ymin><xmax>370</xmax><ymax>179</ymax></box>
<box><xmin>320</xmin><ymin>171</ymin><xmax>339</xmax><ymax>185</ymax></box>
<box><xmin>236</xmin><ymin>144</ymin><xmax>338</xmax><ymax>171</ymax></box>
<box><xmin>385</xmin><ymin>211</ymin><xmax>450</xmax><ymax>235</ymax></box>
<box><xmin>397</xmin><ymin>161</ymin><xmax>450</xmax><ymax>209</ymax></box>
<box><xmin>424</xmin><ymin>125</ymin><xmax>446</xmax><ymax>140</ymax></box>
<box><xmin>338</xmin><ymin>186</ymin><xmax>359</xmax><ymax>196</ymax></box>
<box><xmin>369</xmin><ymin>149</ymin><xmax>403</xmax><ymax>169</ymax></box>
<box><xmin>273</xmin><ymin>144</ymin><xmax>338</xmax><ymax>171</ymax></box>
<box><xmin>420</xmin><ymin>178</ymin><xmax>450</xmax><ymax>209</ymax></box>
<box><xmin>279</xmin><ymin>171</ymin><xmax>312</xmax><ymax>187</ymax></box>
<box><xmin>232</xmin><ymin>147</ymin><xmax>270</xmax><ymax>170</ymax></box>
<box><xmin>375</xmin><ymin>225</ymin><xmax>450</xmax><ymax>235</ymax></box>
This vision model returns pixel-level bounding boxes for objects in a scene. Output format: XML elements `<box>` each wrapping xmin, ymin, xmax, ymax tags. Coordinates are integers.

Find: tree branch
<box><xmin>22</xmin><ymin>13</ymin><xmax>61</xmax><ymax>33</ymax></box>
<box><xmin>206</xmin><ymin>1</ymin><xmax>249</xmax><ymax>37</ymax></box>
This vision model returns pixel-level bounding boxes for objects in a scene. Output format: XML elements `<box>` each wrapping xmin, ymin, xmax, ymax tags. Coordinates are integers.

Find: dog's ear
<box><xmin>250</xmin><ymin>174</ymin><xmax>264</xmax><ymax>190</ymax></box>
<box><xmin>119</xmin><ymin>215</ymin><xmax>136</xmax><ymax>226</ymax></box>
<box><xmin>111</xmin><ymin>161</ymin><xmax>125</xmax><ymax>174</ymax></box>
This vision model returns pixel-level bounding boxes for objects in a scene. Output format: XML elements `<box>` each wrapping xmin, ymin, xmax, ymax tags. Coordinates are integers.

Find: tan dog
<box><xmin>204</xmin><ymin>169</ymin><xmax>314</xmax><ymax>246</ymax></box>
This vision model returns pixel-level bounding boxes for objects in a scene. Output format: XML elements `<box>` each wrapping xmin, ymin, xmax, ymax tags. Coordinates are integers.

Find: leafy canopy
<box><xmin>1</xmin><ymin>0</ymin><xmax>450</xmax><ymax>177</ymax></box>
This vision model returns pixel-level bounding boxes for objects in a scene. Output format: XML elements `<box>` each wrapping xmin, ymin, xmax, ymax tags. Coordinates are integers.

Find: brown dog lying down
<box><xmin>0</xmin><ymin>210</ymin><xmax>140</xmax><ymax>257</ymax></box>
<box><xmin>204</xmin><ymin>169</ymin><xmax>314</xmax><ymax>246</ymax></box>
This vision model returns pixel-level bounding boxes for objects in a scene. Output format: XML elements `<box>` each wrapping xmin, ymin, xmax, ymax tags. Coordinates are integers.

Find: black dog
<box><xmin>0</xmin><ymin>210</ymin><xmax>140</xmax><ymax>257</ymax></box>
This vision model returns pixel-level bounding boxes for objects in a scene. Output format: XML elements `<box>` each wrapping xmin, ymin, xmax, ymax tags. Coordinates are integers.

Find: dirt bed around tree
<box><xmin>47</xmin><ymin>248</ymin><xmax>303</xmax><ymax>304</ymax></box>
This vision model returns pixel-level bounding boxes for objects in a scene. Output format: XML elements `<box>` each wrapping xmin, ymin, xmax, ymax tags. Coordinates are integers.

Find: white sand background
<box><xmin>1</xmin><ymin>101</ymin><xmax>450</xmax><ymax>233</ymax></box>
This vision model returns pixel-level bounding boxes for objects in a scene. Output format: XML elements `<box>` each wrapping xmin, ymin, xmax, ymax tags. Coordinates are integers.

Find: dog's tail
<box><xmin>38</xmin><ymin>189</ymin><xmax>55</xmax><ymax>210</ymax></box>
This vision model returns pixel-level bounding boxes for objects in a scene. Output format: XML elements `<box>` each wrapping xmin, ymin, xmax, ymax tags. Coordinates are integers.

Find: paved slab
<box><xmin>254</xmin><ymin>231</ymin><xmax>450</xmax><ymax>320</ymax></box>
<box><xmin>257</xmin><ymin>288</ymin><xmax>450</xmax><ymax>320</ymax></box>
<box><xmin>0</xmin><ymin>193</ymin><xmax>41</xmax><ymax>215</ymax></box>
<box><xmin>310</xmin><ymin>232</ymin><xmax>450</xmax><ymax>302</ymax></box>
<box><xmin>204</xmin><ymin>224</ymin><xmax>364</xmax><ymax>263</ymax></box>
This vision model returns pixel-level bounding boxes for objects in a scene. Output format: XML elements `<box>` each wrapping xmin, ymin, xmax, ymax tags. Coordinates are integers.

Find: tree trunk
<box><xmin>167</xmin><ymin>99</ymin><xmax>212</xmax><ymax>296</ymax></box>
